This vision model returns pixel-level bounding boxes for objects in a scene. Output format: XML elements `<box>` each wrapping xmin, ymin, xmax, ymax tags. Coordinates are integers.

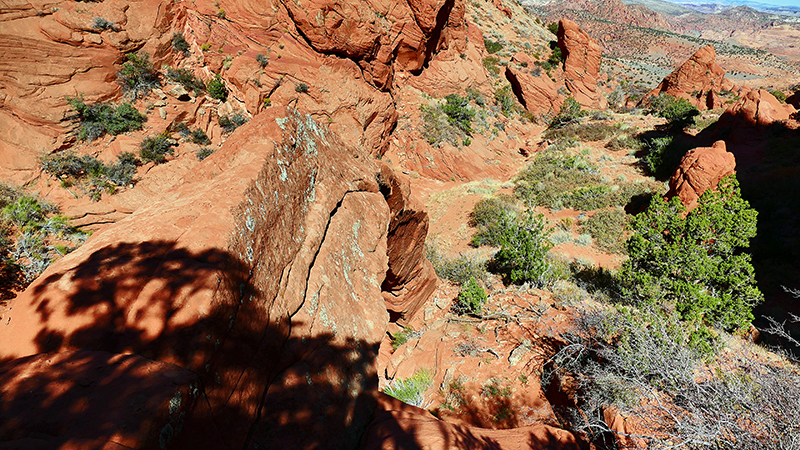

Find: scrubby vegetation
<box><xmin>548</xmin><ymin>98</ymin><xmax>586</xmax><ymax>129</ymax></box>
<box><xmin>207</xmin><ymin>75</ymin><xmax>228</xmax><ymax>101</ymax></box>
<box><xmin>492</xmin><ymin>209</ymin><xmax>553</xmax><ymax>285</ymax></box>
<box><xmin>41</xmin><ymin>151</ymin><xmax>139</xmax><ymax>199</ymax></box>
<box><xmin>581</xmin><ymin>207</ymin><xmax>627</xmax><ymax>254</ymax></box>
<box><xmin>166</xmin><ymin>67</ymin><xmax>205</xmax><ymax>95</ymax></box>
<box><xmin>648</xmin><ymin>93</ymin><xmax>700</xmax><ymax>129</ymax></box>
<box><xmin>117</xmin><ymin>52</ymin><xmax>160</xmax><ymax>99</ymax></box>
<box><xmin>139</xmin><ymin>133</ymin><xmax>177</xmax><ymax>164</ymax></box>
<box><xmin>0</xmin><ymin>188</ymin><xmax>87</xmax><ymax>287</ymax></box>
<box><xmin>453</xmin><ymin>276</ymin><xmax>488</xmax><ymax>316</ymax></box>
<box><xmin>66</xmin><ymin>96</ymin><xmax>146</xmax><ymax>141</ymax></box>
<box><xmin>470</xmin><ymin>194</ymin><xmax>519</xmax><ymax>247</ymax></box>
<box><xmin>426</xmin><ymin>244</ymin><xmax>488</xmax><ymax>286</ymax></box>
<box><xmin>218</xmin><ymin>113</ymin><xmax>248</xmax><ymax>133</ymax></box>
<box><xmin>384</xmin><ymin>369</ymin><xmax>434</xmax><ymax>408</ymax></box>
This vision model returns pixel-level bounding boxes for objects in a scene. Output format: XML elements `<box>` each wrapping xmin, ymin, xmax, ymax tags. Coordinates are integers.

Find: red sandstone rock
<box><xmin>505</xmin><ymin>65</ymin><xmax>563</xmax><ymax>118</ymax></box>
<box><xmin>718</xmin><ymin>88</ymin><xmax>796</xmax><ymax>129</ymax></box>
<box><xmin>360</xmin><ymin>394</ymin><xmax>581</xmax><ymax>450</ymax></box>
<box><xmin>644</xmin><ymin>45</ymin><xmax>727</xmax><ymax>111</ymax></box>
<box><xmin>667</xmin><ymin>140</ymin><xmax>736</xmax><ymax>211</ymax></box>
<box><xmin>491</xmin><ymin>0</ymin><xmax>513</xmax><ymax>18</ymax></box>
<box><xmin>556</xmin><ymin>19</ymin><xmax>607</xmax><ymax>110</ymax></box>
<box><xmin>0</xmin><ymin>109</ymin><xmax>436</xmax><ymax>449</ymax></box>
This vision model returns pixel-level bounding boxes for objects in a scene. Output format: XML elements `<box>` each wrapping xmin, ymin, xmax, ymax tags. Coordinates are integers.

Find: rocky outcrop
<box><xmin>360</xmin><ymin>394</ymin><xmax>581</xmax><ymax>450</ymax></box>
<box><xmin>717</xmin><ymin>89</ymin><xmax>796</xmax><ymax>129</ymax></box>
<box><xmin>0</xmin><ymin>109</ymin><xmax>436</xmax><ymax>449</ymax></box>
<box><xmin>505</xmin><ymin>67</ymin><xmax>563</xmax><ymax>119</ymax></box>
<box><xmin>556</xmin><ymin>19</ymin><xmax>607</xmax><ymax>110</ymax></box>
<box><xmin>667</xmin><ymin>140</ymin><xmax>736</xmax><ymax>211</ymax></box>
<box><xmin>644</xmin><ymin>45</ymin><xmax>727</xmax><ymax>110</ymax></box>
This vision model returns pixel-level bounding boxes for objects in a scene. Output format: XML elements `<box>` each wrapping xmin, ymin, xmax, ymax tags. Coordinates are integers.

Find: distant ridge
<box><xmin>619</xmin><ymin>0</ymin><xmax>698</xmax><ymax>15</ymax></box>
<box><xmin>671</xmin><ymin>0</ymin><xmax>800</xmax><ymax>16</ymax></box>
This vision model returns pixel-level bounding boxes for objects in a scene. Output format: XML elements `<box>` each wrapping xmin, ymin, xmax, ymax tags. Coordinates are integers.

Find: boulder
<box><xmin>505</xmin><ymin>65</ymin><xmax>563</xmax><ymax>118</ymax></box>
<box><xmin>718</xmin><ymin>88</ymin><xmax>796</xmax><ymax>129</ymax></box>
<box><xmin>667</xmin><ymin>140</ymin><xmax>736</xmax><ymax>211</ymax></box>
<box><xmin>644</xmin><ymin>45</ymin><xmax>727</xmax><ymax>110</ymax></box>
<box><xmin>0</xmin><ymin>109</ymin><xmax>436</xmax><ymax>449</ymax></box>
<box><xmin>556</xmin><ymin>19</ymin><xmax>607</xmax><ymax>110</ymax></box>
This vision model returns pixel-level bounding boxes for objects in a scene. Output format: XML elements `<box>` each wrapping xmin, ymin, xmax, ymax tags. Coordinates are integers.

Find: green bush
<box><xmin>441</xmin><ymin>94</ymin><xmax>474</xmax><ymax>134</ymax></box>
<box><xmin>256</xmin><ymin>53</ymin><xmax>269</xmax><ymax>68</ymax></box>
<box><xmin>190</xmin><ymin>128</ymin><xmax>210</xmax><ymax>144</ymax></box>
<box><xmin>41</xmin><ymin>151</ymin><xmax>138</xmax><ymax>191</ymax></box>
<box><xmin>547</xmin><ymin>22</ymin><xmax>559</xmax><ymax>35</ymax></box>
<box><xmin>3</xmin><ymin>197</ymin><xmax>45</xmax><ymax>229</ymax></box>
<box><xmin>218</xmin><ymin>114</ymin><xmax>248</xmax><ymax>133</ymax></box>
<box><xmin>295</xmin><ymin>83</ymin><xmax>309</xmax><ymax>93</ymax></box>
<box><xmin>482</xmin><ymin>56</ymin><xmax>501</xmax><ymax>76</ymax></box>
<box><xmin>66</xmin><ymin>97</ymin><xmax>146</xmax><ymax>141</ymax></box>
<box><xmin>139</xmin><ymin>133</ymin><xmax>177</xmax><ymax>164</ymax></box>
<box><xmin>196</xmin><ymin>147</ymin><xmax>215</xmax><ymax>161</ymax></box>
<box><xmin>619</xmin><ymin>175</ymin><xmax>762</xmax><ymax>331</ymax></box>
<box><xmin>769</xmin><ymin>90</ymin><xmax>787</xmax><ymax>103</ymax></box>
<box><xmin>207</xmin><ymin>75</ymin><xmax>228</xmax><ymax>101</ymax></box>
<box><xmin>166</xmin><ymin>67</ymin><xmax>205</xmax><ymax>94</ymax></box>
<box><xmin>547</xmin><ymin>46</ymin><xmax>564</xmax><ymax>69</ymax></box>
<box><xmin>549</xmin><ymin>98</ymin><xmax>585</xmax><ymax>129</ymax></box>
<box><xmin>117</xmin><ymin>52</ymin><xmax>160</xmax><ymax>99</ymax></box>
<box><xmin>582</xmin><ymin>208</ymin><xmax>628</xmax><ymax>253</ymax></box>
<box><xmin>172</xmin><ymin>32</ymin><xmax>189</xmax><ymax>55</ymax></box>
<box><xmin>484</xmin><ymin>39</ymin><xmax>503</xmax><ymax>54</ymax></box>
<box><xmin>470</xmin><ymin>194</ymin><xmax>519</xmax><ymax>247</ymax></box>
<box><xmin>492</xmin><ymin>209</ymin><xmax>553</xmax><ymax>285</ymax></box>
<box><xmin>648</xmin><ymin>94</ymin><xmax>699</xmax><ymax>129</ymax></box>
<box><xmin>390</xmin><ymin>326</ymin><xmax>416</xmax><ymax>349</ymax></box>
<box><xmin>639</xmin><ymin>134</ymin><xmax>692</xmax><ymax>178</ymax></box>
<box><xmin>93</xmin><ymin>17</ymin><xmax>115</xmax><ymax>31</ymax></box>
<box><xmin>453</xmin><ymin>276</ymin><xmax>488</xmax><ymax>315</ymax></box>
<box><xmin>494</xmin><ymin>86</ymin><xmax>518</xmax><ymax>116</ymax></box>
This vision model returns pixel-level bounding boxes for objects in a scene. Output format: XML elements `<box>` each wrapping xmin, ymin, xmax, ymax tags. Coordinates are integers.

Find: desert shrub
<box><xmin>295</xmin><ymin>83</ymin><xmax>309</xmax><ymax>93</ymax></box>
<box><xmin>41</xmin><ymin>151</ymin><xmax>138</xmax><ymax>197</ymax></box>
<box><xmin>426</xmin><ymin>244</ymin><xmax>488</xmax><ymax>286</ymax></box>
<box><xmin>453</xmin><ymin>276</ymin><xmax>488</xmax><ymax>316</ymax></box>
<box><xmin>549</xmin><ymin>98</ymin><xmax>585</xmax><ymax>129</ymax></box>
<box><xmin>166</xmin><ymin>67</ymin><xmax>205</xmax><ymax>94</ymax></box>
<box><xmin>3</xmin><ymin>197</ymin><xmax>46</xmax><ymax>229</ymax></box>
<box><xmin>419</xmin><ymin>104</ymin><xmax>463</xmax><ymax>147</ymax></box>
<box><xmin>256</xmin><ymin>53</ymin><xmax>269</xmax><ymax>68</ymax></box>
<box><xmin>482</xmin><ymin>56</ymin><xmax>501</xmax><ymax>76</ymax></box>
<box><xmin>494</xmin><ymin>85</ymin><xmax>518</xmax><ymax>116</ymax></box>
<box><xmin>484</xmin><ymin>38</ymin><xmax>503</xmax><ymax>54</ymax></box>
<box><xmin>196</xmin><ymin>147</ymin><xmax>215</xmax><ymax>161</ymax></box>
<box><xmin>466</xmin><ymin>87</ymin><xmax>486</xmax><ymax>107</ymax></box>
<box><xmin>547</xmin><ymin>46</ymin><xmax>564</xmax><ymax>68</ymax></box>
<box><xmin>207</xmin><ymin>75</ymin><xmax>227</xmax><ymax>101</ymax></box>
<box><xmin>139</xmin><ymin>133</ymin><xmax>177</xmax><ymax>164</ymax></box>
<box><xmin>172</xmin><ymin>32</ymin><xmax>189</xmax><ymax>55</ymax></box>
<box><xmin>582</xmin><ymin>208</ymin><xmax>627</xmax><ymax>253</ymax></box>
<box><xmin>117</xmin><ymin>52</ymin><xmax>159</xmax><ymax>99</ymax></box>
<box><xmin>639</xmin><ymin>134</ymin><xmax>693</xmax><ymax>178</ymax></box>
<box><xmin>470</xmin><ymin>194</ymin><xmax>519</xmax><ymax>247</ymax></box>
<box><xmin>390</xmin><ymin>326</ymin><xmax>419</xmax><ymax>350</ymax></box>
<box><xmin>104</xmin><ymin>152</ymin><xmax>138</xmax><ymax>186</ymax></box>
<box><xmin>190</xmin><ymin>128</ymin><xmax>210</xmax><ymax>144</ymax></box>
<box><xmin>93</xmin><ymin>17</ymin><xmax>115</xmax><ymax>31</ymax></box>
<box><xmin>66</xmin><ymin>97</ymin><xmax>146</xmax><ymax>141</ymax></box>
<box><xmin>648</xmin><ymin>93</ymin><xmax>699</xmax><ymax>129</ymax></box>
<box><xmin>492</xmin><ymin>209</ymin><xmax>553</xmax><ymax>285</ymax></box>
<box><xmin>604</xmin><ymin>134</ymin><xmax>641</xmax><ymax>151</ymax></box>
<box><xmin>620</xmin><ymin>175</ymin><xmax>761</xmax><ymax>331</ymax></box>
<box><xmin>384</xmin><ymin>369</ymin><xmax>433</xmax><ymax>408</ymax></box>
<box><xmin>218</xmin><ymin>113</ymin><xmax>248</xmax><ymax>133</ymax></box>
<box><xmin>545</xmin><ymin>305</ymin><xmax>800</xmax><ymax>449</ymax></box>
<box><xmin>547</xmin><ymin>22</ymin><xmax>559</xmax><ymax>35</ymax></box>
<box><xmin>441</xmin><ymin>94</ymin><xmax>474</xmax><ymax>134</ymax></box>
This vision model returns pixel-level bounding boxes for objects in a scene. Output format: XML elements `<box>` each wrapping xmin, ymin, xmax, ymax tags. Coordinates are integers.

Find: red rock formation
<box><xmin>505</xmin><ymin>65</ymin><xmax>563</xmax><ymax>119</ymax></box>
<box><xmin>491</xmin><ymin>0</ymin><xmax>513</xmax><ymax>18</ymax></box>
<box><xmin>644</xmin><ymin>45</ymin><xmax>727</xmax><ymax>110</ymax></box>
<box><xmin>360</xmin><ymin>394</ymin><xmax>581</xmax><ymax>450</ymax></box>
<box><xmin>556</xmin><ymin>19</ymin><xmax>607</xmax><ymax>110</ymax></box>
<box><xmin>0</xmin><ymin>109</ymin><xmax>436</xmax><ymax>449</ymax></box>
<box><xmin>667</xmin><ymin>140</ymin><xmax>736</xmax><ymax>211</ymax></box>
<box><xmin>718</xmin><ymin>89</ymin><xmax>796</xmax><ymax>129</ymax></box>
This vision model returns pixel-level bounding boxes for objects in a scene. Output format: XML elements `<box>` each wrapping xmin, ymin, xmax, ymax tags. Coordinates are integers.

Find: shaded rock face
<box><xmin>556</xmin><ymin>19</ymin><xmax>607</xmax><ymax>110</ymax></box>
<box><xmin>0</xmin><ymin>109</ymin><xmax>436</xmax><ymax>449</ymax></box>
<box><xmin>360</xmin><ymin>394</ymin><xmax>581</xmax><ymax>450</ymax></box>
<box><xmin>667</xmin><ymin>140</ymin><xmax>736</xmax><ymax>211</ymax></box>
<box><xmin>645</xmin><ymin>45</ymin><xmax>727</xmax><ymax>110</ymax></box>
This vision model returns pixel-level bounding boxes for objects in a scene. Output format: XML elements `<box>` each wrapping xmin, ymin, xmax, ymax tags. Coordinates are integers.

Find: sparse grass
<box><xmin>384</xmin><ymin>369</ymin><xmax>434</xmax><ymax>408</ymax></box>
<box><xmin>426</xmin><ymin>244</ymin><xmax>488</xmax><ymax>286</ymax></box>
